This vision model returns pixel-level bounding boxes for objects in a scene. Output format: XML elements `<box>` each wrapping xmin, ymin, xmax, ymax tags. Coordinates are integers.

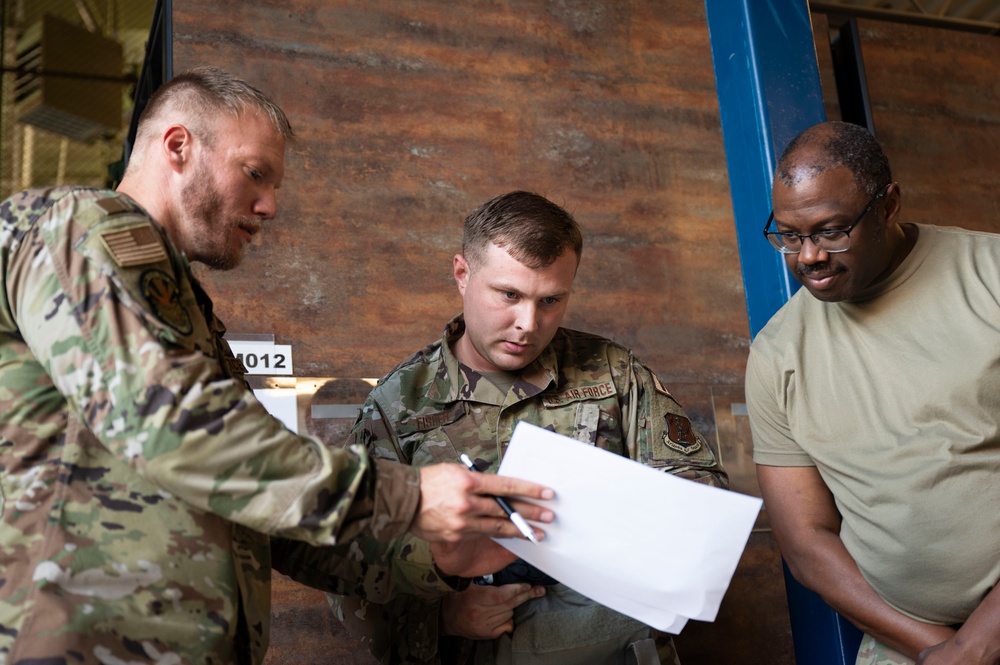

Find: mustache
<box><xmin>797</xmin><ymin>262</ymin><xmax>841</xmax><ymax>278</ymax></box>
<box><xmin>237</xmin><ymin>216</ymin><xmax>263</xmax><ymax>234</ymax></box>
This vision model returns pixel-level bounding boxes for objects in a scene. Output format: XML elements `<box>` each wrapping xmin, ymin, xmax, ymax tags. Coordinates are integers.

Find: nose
<box><xmin>796</xmin><ymin>236</ymin><xmax>828</xmax><ymax>265</ymax></box>
<box><xmin>253</xmin><ymin>186</ymin><xmax>277</xmax><ymax>220</ymax></box>
<box><xmin>514</xmin><ymin>302</ymin><xmax>539</xmax><ymax>333</ymax></box>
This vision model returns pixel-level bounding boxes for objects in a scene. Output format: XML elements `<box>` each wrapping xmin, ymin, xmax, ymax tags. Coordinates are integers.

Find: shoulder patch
<box><xmin>140</xmin><ymin>269</ymin><xmax>194</xmax><ymax>334</ymax></box>
<box><xmin>100</xmin><ymin>221</ymin><xmax>168</xmax><ymax>267</ymax></box>
<box><xmin>95</xmin><ymin>197</ymin><xmax>135</xmax><ymax>215</ymax></box>
<box><xmin>662</xmin><ymin>413</ymin><xmax>702</xmax><ymax>455</ymax></box>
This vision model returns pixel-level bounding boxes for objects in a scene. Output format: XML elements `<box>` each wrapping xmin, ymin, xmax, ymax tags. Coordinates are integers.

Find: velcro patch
<box><xmin>650</xmin><ymin>372</ymin><xmax>673</xmax><ymax>398</ymax></box>
<box><xmin>140</xmin><ymin>269</ymin><xmax>193</xmax><ymax>335</ymax></box>
<box><xmin>100</xmin><ymin>223</ymin><xmax>168</xmax><ymax>267</ymax></box>
<box><xmin>542</xmin><ymin>381</ymin><xmax>616</xmax><ymax>406</ymax></box>
<box><xmin>396</xmin><ymin>403</ymin><xmax>465</xmax><ymax>436</ymax></box>
<box><xmin>96</xmin><ymin>197</ymin><xmax>135</xmax><ymax>215</ymax></box>
<box><xmin>663</xmin><ymin>413</ymin><xmax>702</xmax><ymax>455</ymax></box>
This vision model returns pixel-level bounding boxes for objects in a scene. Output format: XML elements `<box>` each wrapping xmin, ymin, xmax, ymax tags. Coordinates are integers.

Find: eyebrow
<box><xmin>773</xmin><ymin>212</ymin><xmax>851</xmax><ymax>232</ymax></box>
<box><xmin>493</xmin><ymin>282</ymin><xmax>571</xmax><ymax>299</ymax></box>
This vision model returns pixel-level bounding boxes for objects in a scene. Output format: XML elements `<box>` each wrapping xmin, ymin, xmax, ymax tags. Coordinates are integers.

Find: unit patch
<box><xmin>100</xmin><ymin>223</ymin><xmax>168</xmax><ymax>267</ymax></box>
<box><xmin>140</xmin><ymin>269</ymin><xmax>193</xmax><ymax>334</ymax></box>
<box><xmin>663</xmin><ymin>413</ymin><xmax>702</xmax><ymax>455</ymax></box>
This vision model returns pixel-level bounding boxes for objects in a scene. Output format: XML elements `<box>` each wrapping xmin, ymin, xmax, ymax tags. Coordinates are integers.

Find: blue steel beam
<box><xmin>705</xmin><ymin>0</ymin><xmax>824</xmax><ymax>337</ymax></box>
<box><xmin>705</xmin><ymin>2</ymin><xmax>864</xmax><ymax>664</ymax></box>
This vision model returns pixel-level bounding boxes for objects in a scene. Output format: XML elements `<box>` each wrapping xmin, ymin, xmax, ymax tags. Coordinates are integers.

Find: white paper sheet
<box><xmin>494</xmin><ymin>422</ymin><xmax>761</xmax><ymax>633</ymax></box>
<box><xmin>253</xmin><ymin>388</ymin><xmax>299</xmax><ymax>434</ymax></box>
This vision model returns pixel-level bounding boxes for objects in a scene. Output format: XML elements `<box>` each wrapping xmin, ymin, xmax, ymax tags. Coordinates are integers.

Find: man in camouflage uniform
<box><xmin>328</xmin><ymin>191</ymin><xmax>728</xmax><ymax>664</ymax></box>
<box><xmin>0</xmin><ymin>68</ymin><xmax>552</xmax><ymax>665</ymax></box>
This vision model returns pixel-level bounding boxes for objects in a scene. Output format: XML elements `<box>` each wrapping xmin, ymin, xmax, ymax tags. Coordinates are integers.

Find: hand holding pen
<box><xmin>460</xmin><ymin>453</ymin><xmax>540</xmax><ymax>544</ymax></box>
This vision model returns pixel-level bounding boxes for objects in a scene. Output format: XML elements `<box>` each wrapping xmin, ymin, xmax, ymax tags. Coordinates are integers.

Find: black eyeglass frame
<box><xmin>762</xmin><ymin>184</ymin><xmax>891</xmax><ymax>255</ymax></box>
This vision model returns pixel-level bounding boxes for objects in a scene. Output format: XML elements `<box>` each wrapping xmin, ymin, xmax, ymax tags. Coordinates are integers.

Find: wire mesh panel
<box><xmin>0</xmin><ymin>0</ymin><xmax>155</xmax><ymax>198</ymax></box>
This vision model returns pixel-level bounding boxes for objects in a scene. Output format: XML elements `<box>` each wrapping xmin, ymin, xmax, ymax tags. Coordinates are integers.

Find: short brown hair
<box><xmin>130</xmin><ymin>66</ymin><xmax>292</xmax><ymax>165</ymax></box>
<box><xmin>462</xmin><ymin>191</ymin><xmax>583</xmax><ymax>271</ymax></box>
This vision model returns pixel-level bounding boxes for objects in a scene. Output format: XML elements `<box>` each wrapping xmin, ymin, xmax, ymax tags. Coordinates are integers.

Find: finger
<box><xmin>492</xmin><ymin>618</ymin><xmax>515</xmax><ymax>638</ymax></box>
<box><xmin>481</xmin><ymin>515</ymin><xmax>546</xmax><ymax>542</ymax></box>
<box><xmin>505</xmin><ymin>498</ymin><xmax>554</xmax><ymax>523</ymax></box>
<box><xmin>496</xmin><ymin>583</ymin><xmax>532</xmax><ymax>601</ymax></box>
<box><xmin>497</xmin><ymin>583</ymin><xmax>545</xmax><ymax>609</ymax></box>
<box><xmin>472</xmin><ymin>474</ymin><xmax>555</xmax><ymax>501</ymax></box>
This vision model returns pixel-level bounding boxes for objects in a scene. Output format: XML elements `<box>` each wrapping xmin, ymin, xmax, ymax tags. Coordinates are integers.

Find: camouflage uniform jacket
<box><xmin>0</xmin><ymin>187</ymin><xmax>420</xmax><ymax>665</ymax></box>
<box><xmin>329</xmin><ymin>315</ymin><xmax>728</xmax><ymax>663</ymax></box>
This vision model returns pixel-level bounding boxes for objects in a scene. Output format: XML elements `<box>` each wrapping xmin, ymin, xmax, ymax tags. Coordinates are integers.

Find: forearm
<box><xmin>272</xmin><ymin>533</ymin><xmax>460</xmax><ymax>602</ymax></box>
<box><xmin>783</xmin><ymin>529</ymin><xmax>956</xmax><ymax>657</ymax></box>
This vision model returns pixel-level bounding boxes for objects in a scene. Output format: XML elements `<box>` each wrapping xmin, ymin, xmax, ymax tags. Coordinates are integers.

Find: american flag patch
<box><xmin>100</xmin><ymin>224</ymin><xmax>168</xmax><ymax>267</ymax></box>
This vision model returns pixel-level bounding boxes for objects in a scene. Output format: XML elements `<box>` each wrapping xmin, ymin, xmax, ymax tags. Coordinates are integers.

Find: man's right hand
<box><xmin>411</xmin><ymin>463</ymin><xmax>554</xmax><ymax>543</ymax></box>
<box><xmin>440</xmin><ymin>583</ymin><xmax>546</xmax><ymax>639</ymax></box>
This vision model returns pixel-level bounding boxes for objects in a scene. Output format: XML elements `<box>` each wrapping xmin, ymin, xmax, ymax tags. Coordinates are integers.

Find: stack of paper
<box><xmin>495</xmin><ymin>422</ymin><xmax>762</xmax><ymax>633</ymax></box>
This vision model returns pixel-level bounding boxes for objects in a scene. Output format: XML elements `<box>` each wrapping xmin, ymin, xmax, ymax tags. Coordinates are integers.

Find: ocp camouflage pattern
<box><xmin>327</xmin><ymin>315</ymin><xmax>728</xmax><ymax>663</ymax></box>
<box><xmin>0</xmin><ymin>187</ymin><xmax>420</xmax><ymax>664</ymax></box>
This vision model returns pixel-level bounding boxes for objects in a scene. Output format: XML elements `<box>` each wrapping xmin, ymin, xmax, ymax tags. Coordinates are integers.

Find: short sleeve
<box><xmin>746</xmin><ymin>344</ymin><xmax>815</xmax><ymax>467</ymax></box>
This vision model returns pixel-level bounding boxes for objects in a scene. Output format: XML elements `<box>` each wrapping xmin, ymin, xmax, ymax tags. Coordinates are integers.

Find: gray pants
<box><xmin>484</xmin><ymin>584</ymin><xmax>668</xmax><ymax>665</ymax></box>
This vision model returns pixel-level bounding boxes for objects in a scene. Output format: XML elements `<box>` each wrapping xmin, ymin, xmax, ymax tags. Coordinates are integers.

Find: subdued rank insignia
<box><xmin>100</xmin><ymin>223</ymin><xmax>167</xmax><ymax>267</ymax></box>
<box><xmin>650</xmin><ymin>372</ymin><xmax>673</xmax><ymax>398</ymax></box>
<box><xmin>663</xmin><ymin>413</ymin><xmax>702</xmax><ymax>455</ymax></box>
<box><xmin>96</xmin><ymin>197</ymin><xmax>133</xmax><ymax>215</ymax></box>
<box><xmin>140</xmin><ymin>269</ymin><xmax>193</xmax><ymax>334</ymax></box>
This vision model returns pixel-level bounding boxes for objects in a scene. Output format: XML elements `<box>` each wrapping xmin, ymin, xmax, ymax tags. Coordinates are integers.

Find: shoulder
<box><xmin>919</xmin><ymin>223</ymin><xmax>1000</xmax><ymax>258</ymax></box>
<box><xmin>371</xmin><ymin>338</ymin><xmax>446</xmax><ymax>397</ymax></box>
<box><xmin>752</xmin><ymin>288</ymin><xmax>814</xmax><ymax>348</ymax></box>
<box><xmin>1</xmin><ymin>186</ymin><xmax>110</xmax><ymax>231</ymax></box>
<box><xmin>550</xmin><ymin>327</ymin><xmax>632</xmax><ymax>364</ymax></box>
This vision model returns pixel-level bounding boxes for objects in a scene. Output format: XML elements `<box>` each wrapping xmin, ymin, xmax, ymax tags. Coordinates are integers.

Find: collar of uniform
<box><xmin>433</xmin><ymin>314</ymin><xmax>558</xmax><ymax>405</ymax></box>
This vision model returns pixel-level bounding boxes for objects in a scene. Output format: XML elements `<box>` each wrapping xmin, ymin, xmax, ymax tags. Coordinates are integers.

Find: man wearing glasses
<box><xmin>746</xmin><ymin>121</ymin><xmax>1000</xmax><ymax>665</ymax></box>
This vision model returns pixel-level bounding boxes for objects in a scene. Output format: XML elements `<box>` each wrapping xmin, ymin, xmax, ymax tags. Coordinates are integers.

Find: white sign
<box><xmin>227</xmin><ymin>341</ymin><xmax>294</xmax><ymax>375</ymax></box>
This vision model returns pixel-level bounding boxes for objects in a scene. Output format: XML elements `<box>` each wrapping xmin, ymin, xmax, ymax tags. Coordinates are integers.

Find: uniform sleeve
<box><xmin>745</xmin><ymin>344</ymin><xmax>815</xmax><ymax>467</ymax></box>
<box><xmin>271</xmin><ymin>533</ymin><xmax>456</xmax><ymax>602</ymax></box>
<box><xmin>622</xmin><ymin>353</ymin><xmax>729</xmax><ymax>488</ymax></box>
<box><xmin>6</xmin><ymin>192</ymin><xmax>419</xmax><ymax>546</ymax></box>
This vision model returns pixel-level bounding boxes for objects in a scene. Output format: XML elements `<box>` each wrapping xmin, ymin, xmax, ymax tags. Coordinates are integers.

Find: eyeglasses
<box><xmin>763</xmin><ymin>185</ymin><xmax>890</xmax><ymax>254</ymax></box>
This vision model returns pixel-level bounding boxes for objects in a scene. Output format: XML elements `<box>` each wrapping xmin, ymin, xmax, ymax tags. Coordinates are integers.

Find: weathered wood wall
<box><xmin>170</xmin><ymin>2</ymin><xmax>1000</xmax><ymax>663</ymax></box>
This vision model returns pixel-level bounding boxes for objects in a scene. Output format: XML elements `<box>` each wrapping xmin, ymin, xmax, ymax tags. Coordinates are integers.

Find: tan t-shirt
<box><xmin>748</xmin><ymin>223</ymin><xmax>1000</xmax><ymax>625</ymax></box>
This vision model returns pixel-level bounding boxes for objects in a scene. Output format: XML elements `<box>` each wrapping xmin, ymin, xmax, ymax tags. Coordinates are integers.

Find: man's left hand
<box><xmin>918</xmin><ymin>639</ymin><xmax>1000</xmax><ymax>665</ymax></box>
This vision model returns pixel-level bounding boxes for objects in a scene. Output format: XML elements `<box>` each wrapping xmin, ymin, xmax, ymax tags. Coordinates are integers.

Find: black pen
<box><xmin>460</xmin><ymin>453</ymin><xmax>539</xmax><ymax>544</ymax></box>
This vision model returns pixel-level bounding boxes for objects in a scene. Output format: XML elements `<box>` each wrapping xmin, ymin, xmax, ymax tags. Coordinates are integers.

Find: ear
<box><xmin>162</xmin><ymin>124</ymin><xmax>193</xmax><ymax>173</ymax></box>
<box><xmin>883</xmin><ymin>182</ymin><xmax>903</xmax><ymax>226</ymax></box>
<box><xmin>453</xmin><ymin>254</ymin><xmax>470</xmax><ymax>296</ymax></box>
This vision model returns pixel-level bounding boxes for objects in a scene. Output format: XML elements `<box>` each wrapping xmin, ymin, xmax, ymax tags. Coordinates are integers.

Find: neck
<box><xmin>874</xmin><ymin>222</ymin><xmax>919</xmax><ymax>286</ymax></box>
<box><xmin>116</xmin><ymin>174</ymin><xmax>173</xmax><ymax>237</ymax></box>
